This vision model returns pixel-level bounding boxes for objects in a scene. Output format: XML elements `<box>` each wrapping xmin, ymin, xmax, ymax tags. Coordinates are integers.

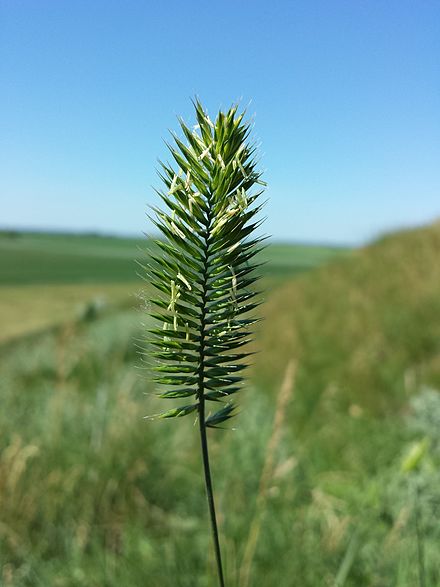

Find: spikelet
<box><xmin>145</xmin><ymin>100</ymin><xmax>266</xmax><ymax>427</ymax></box>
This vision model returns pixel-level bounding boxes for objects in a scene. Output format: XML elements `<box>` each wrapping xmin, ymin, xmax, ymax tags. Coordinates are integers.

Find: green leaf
<box><xmin>158</xmin><ymin>388</ymin><xmax>197</xmax><ymax>399</ymax></box>
<box><xmin>154</xmin><ymin>403</ymin><xmax>199</xmax><ymax>419</ymax></box>
<box><xmin>205</xmin><ymin>404</ymin><xmax>236</xmax><ymax>428</ymax></box>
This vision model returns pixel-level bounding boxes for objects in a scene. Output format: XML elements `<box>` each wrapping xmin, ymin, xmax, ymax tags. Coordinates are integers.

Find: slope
<box><xmin>257</xmin><ymin>221</ymin><xmax>440</xmax><ymax>429</ymax></box>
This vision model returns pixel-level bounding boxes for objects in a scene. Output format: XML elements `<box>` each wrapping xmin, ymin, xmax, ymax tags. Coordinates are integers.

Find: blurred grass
<box><xmin>1</xmin><ymin>307</ymin><xmax>439</xmax><ymax>586</ymax></box>
<box><xmin>0</xmin><ymin>283</ymin><xmax>139</xmax><ymax>342</ymax></box>
<box><xmin>1</xmin><ymin>225</ymin><xmax>440</xmax><ymax>585</ymax></box>
<box><xmin>258</xmin><ymin>221</ymin><xmax>440</xmax><ymax>414</ymax></box>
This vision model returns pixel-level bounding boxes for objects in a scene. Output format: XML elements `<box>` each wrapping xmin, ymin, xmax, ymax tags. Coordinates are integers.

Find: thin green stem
<box><xmin>198</xmin><ymin>407</ymin><xmax>225</xmax><ymax>587</ymax></box>
<box><xmin>415</xmin><ymin>484</ymin><xmax>426</xmax><ymax>587</ymax></box>
<box><xmin>197</xmin><ymin>203</ymin><xmax>226</xmax><ymax>587</ymax></box>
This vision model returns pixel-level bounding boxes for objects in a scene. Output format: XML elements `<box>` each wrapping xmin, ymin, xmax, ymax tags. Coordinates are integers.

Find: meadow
<box><xmin>0</xmin><ymin>231</ymin><xmax>347</xmax><ymax>342</ymax></box>
<box><xmin>1</xmin><ymin>226</ymin><xmax>440</xmax><ymax>586</ymax></box>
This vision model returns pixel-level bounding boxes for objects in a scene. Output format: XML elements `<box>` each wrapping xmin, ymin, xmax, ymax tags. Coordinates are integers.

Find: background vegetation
<box><xmin>1</xmin><ymin>224</ymin><xmax>439</xmax><ymax>586</ymax></box>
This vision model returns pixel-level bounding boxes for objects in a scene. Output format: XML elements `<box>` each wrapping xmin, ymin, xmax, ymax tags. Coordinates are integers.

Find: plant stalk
<box><xmin>415</xmin><ymin>484</ymin><xmax>426</xmax><ymax>587</ymax></box>
<box><xmin>198</xmin><ymin>407</ymin><xmax>225</xmax><ymax>587</ymax></box>
<box><xmin>197</xmin><ymin>211</ymin><xmax>225</xmax><ymax>587</ymax></box>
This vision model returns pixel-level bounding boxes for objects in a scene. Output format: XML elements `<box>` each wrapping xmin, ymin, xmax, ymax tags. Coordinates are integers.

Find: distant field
<box><xmin>0</xmin><ymin>232</ymin><xmax>147</xmax><ymax>285</ymax></box>
<box><xmin>259</xmin><ymin>242</ymin><xmax>349</xmax><ymax>281</ymax></box>
<box><xmin>0</xmin><ymin>231</ymin><xmax>350</xmax><ymax>342</ymax></box>
<box><xmin>0</xmin><ymin>231</ymin><xmax>349</xmax><ymax>285</ymax></box>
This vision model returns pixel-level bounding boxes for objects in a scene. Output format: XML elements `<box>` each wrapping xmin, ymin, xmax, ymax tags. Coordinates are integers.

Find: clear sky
<box><xmin>1</xmin><ymin>0</ymin><xmax>439</xmax><ymax>244</ymax></box>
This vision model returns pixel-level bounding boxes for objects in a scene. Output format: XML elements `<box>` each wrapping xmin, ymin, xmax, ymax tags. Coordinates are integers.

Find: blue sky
<box><xmin>1</xmin><ymin>0</ymin><xmax>439</xmax><ymax>244</ymax></box>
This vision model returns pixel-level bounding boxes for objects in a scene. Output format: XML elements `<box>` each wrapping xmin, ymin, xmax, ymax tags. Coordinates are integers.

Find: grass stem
<box><xmin>198</xmin><ymin>410</ymin><xmax>225</xmax><ymax>587</ymax></box>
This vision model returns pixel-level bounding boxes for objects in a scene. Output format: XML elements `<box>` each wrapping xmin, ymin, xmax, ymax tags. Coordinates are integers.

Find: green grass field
<box><xmin>0</xmin><ymin>231</ymin><xmax>348</xmax><ymax>285</ymax></box>
<box><xmin>0</xmin><ymin>231</ymin><xmax>348</xmax><ymax>342</ymax></box>
<box><xmin>1</xmin><ymin>226</ymin><xmax>440</xmax><ymax>586</ymax></box>
<box><xmin>0</xmin><ymin>232</ymin><xmax>146</xmax><ymax>285</ymax></box>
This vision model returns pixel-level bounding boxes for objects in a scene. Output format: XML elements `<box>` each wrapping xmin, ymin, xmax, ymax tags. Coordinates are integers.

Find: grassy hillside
<box><xmin>258</xmin><ymin>221</ymin><xmax>440</xmax><ymax>417</ymax></box>
<box><xmin>1</xmin><ymin>223</ymin><xmax>440</xmax><ymax>586</ymax></box>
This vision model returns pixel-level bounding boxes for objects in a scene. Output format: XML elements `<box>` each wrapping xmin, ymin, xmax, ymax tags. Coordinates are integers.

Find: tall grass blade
<box><xmin>239</xmin><ymin>360</ymin><xmax>295</xmax><ymax>587</ymax></box>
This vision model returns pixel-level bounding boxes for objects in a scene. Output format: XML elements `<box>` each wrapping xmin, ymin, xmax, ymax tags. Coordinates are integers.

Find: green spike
<box><xmin>142</xmin><ymin>99</ymin><xmax>266</xmax><ymax>587</ymax></box>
